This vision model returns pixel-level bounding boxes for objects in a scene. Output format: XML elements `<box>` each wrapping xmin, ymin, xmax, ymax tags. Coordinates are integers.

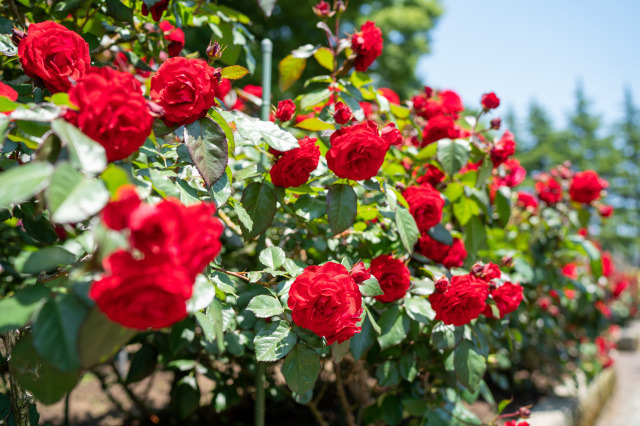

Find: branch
<box><xmin>334</xmin><ymin>361</ymin><xmax>356</xmax><ymax>426</ymax></box>
<box><xmin>7</xmin><ymin>0</ymin><xmax>26</xmax><ymax>28</ymax></box>
<box><xmin>3</xmin><ymin>330</ymin><xmax>33</xmax><ymax>426</ymax></box>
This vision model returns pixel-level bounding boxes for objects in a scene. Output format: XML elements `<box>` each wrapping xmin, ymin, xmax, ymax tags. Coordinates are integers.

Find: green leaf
<box><xmin>294</xmin><ymin>193</ymin><xmax>327</xmax><ymax>220</ymax></box>
<box><xmin>10</xmin><ymin>334</ymin><xmax>80</xmax><ymax>404</ymax></box>
<box><xmin>77</xmin><ymin>308</ymin><xmax>137</xmax><ymax>368</ymax></box>
<box><xmin>15</xmin><ymin>246</ymin><xmax>76</xmax><ymax>275</ymax></box>
<box><xmin>0</xmin><ymin>284</ymin><xmax>49</xmax><ymax>333</ymax></box>
<box><xmin>241</xmin><ymin>182</ymin><xmax>277</xmax><ymax>239</ymax></box>
<box><xmin>475</xmin><ymin>159</ymin><xmax>493</xmax><ymax>188</ymax></box>
<box><xmin>100</xmin><ymin>164</ymin><xmax>129</xmax><ymax>196</ymax></box>
<box><xmin>327</xmin><ymin>184</ymin><xmax>357</xmax><ymax>235</ymax></box>
<box><xmin>282</xmin><ymin>344</ymin><xmax>320</xmax><ymax>395</ymax></box>
<box><xmin>125</xmin><ymin>344</ymin><xmax>158</xmax><ymax>384</ymax></box>
<box><xmin>313</xmin><ymin>47</ymin><xmax>334</xmax><ymax>71</ymax></box>
<box><xmin>453</xmin><ymin>197</ymin><xmax>480</xmax><ymax>226</ymax></box>
<box><xmin>0</xmin><ymin>163</ymin><xmax>54</xmax><ymax>209</ymax></box>
<box><xmin>174</xmin><ymin>376</ymin><xmax>200</xmax><ymax>419</ymax></box>
<box><xmin>259</xmin><ymin>246</ymin><xmax>286</xmax><ymax>270</ymax></box>
<box><xmin>51</xmin><ymin>120</ymin><xmax>107</xmax><ymax>175</ymax></box>
<box><xmin>427</xmin><ymin>223</ymin><xmax>453</xmax><ymax>245</ymax></box>
<box><xmin>300</xmin><ymin>89</ymin><xmax>331</xmax><ymax>110</ymax></box>
<box><xmin>294</xmin><ymin>117</ymin><xmax>335</xmax><ymax>131</ymax></box>
<box><xmin>377</xmin><ymin>305</ymin><xmax>410</xmax><ymax>350</ymax></box>
<box><xmin>45</xmin><ymin>163</ymin><xmax>110</xmax><ymax>223</ymax></box>
<box><xmin>204</xmin><ymin>298</ymin><xmax>225</xmax><ymax>352</ymax></box>
<box><xmin>454</xmin><ymin>340</ymin><xmax>487</xmax><ymax>391</ymax></box>
<box><xmin>184</xmin><ymin>118</ymin><xmax>229</xmax><ymax>188</ymax></box>
<box><xmin>350</xmin><ymin>315</ymin><xmax>376</xmax><ymax>360</ymax></box>
<box><xmin>221</xmin><ymin>65</ymin><xmax>250</xmax><ymax>80</ymax></box>
<box><xmin>331</xmin><ymin>340</ymin><xmax>350</xmax><ymax>363</ymax></box>
<box><xmin>278</xmin><ymin>55</ymin><xmax>306</xmax><ymax>91</ymax></box>
<box><xmin>209</xmin><ymin>109</ymin><xmax>235</xmax><ymax>156</ymax></box>
<box><xmin>437</xmin><ymin>138</ymin><xmax>471</xmax><ymax>176</ymax></box>
<box><xmin>396</xmin><ymin>207</ymin><xmax>420</xmax><ymax>253</ymax></box>
<box><xmin>463</xmin><ymin>216</ymin><xmax>487</xmax><ymax>256</ymax></box>
<box><xmin>360</xmin><ymin>277</ymin><xmax>384</xmax><ymax>297</ymax></box>
<box><xmin>210</xmin><ymin>167</ymin><xmax>232</xmax><ymax>207</ymax></box>
<box><xmin>235</xmin><ymin>117</ymin><xmax>299</xmax><ymax>151</ymax></box>
<box><xmin>254</xmin><ymin>320</ymin><xmax>296</xmax><ymax>362</ymax></box>
<box><xmin>430</xmin><ymin>323</ymin><xmax>456</xmax><ymax>350</ymax></box>
<box><xmin>404</xmin><ymin>297</ymin><xmax>435</xmax><ymax>324</ymax></box>
<box><xmin>105</xmin><ymin>0</ymin><xmax>134</xmax><ymax>23</ymax></box>
<box><xmin>186</xmin><ymin>275</ymin><xmax>216</xmax><ymax>313</ymax></box>
<box><xmin>494</xmin><ymin>187</ymin><xmax>511</xmax><ymax>227</ymax></box>
<box><xmin>246</xmin><ymin>295</ymin><xmax>284</xmax><ymax>318</ymax></box>
<box><xmin>32</xmin><ymin>294</ymin><xmax>88</xmax><ymax>372</ymax></box>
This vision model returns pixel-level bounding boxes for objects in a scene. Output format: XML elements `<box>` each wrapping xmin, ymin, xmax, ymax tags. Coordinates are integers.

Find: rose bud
<box><xmin>481</xmin><ymin>92</ymin><xmax>500</xmax><ymax>110</ymax></box>
<box><xmin>350</xmin><ymin>261</ymin><xmax>371</xmax><ymax>284</ymax></box>
<box><xmin>206</xmin><ymin>41</ymin><xmax>223</xmax><ymax>60</ymax></box>
<box><xmin>424</xmin><ymin>86</ymin><xmax>433</xmax><ymax>98</ymax></box>
<box><xmin>335</xmin><ymin>0</ymin><xmax>346</xmax><ymax>13</ymax></box>
<box><xmin>381</xmin><ymin>123</ymin><xmax>402</xmax><ymax>146</ymax></box>
<box><xmin>501</xmin><ymin>255</ymin><xmax>514</xmax><ymax>268</ymax></box>
<box><xmin>435</xmin><ymin>277</ymin><xmax>449</xmax><ymax>293</ymax></box>
<box><xmin>275</xmin><ymin>99</ymin><xmax>296</xmax><ymax>122</ymax></box>
<box><xmin>490</xmin><ymin>117</ymin><xmax>502</xmax><ymax>129</ymax></box>
<box><xmin>518</xmin><ymin>407</ymin><xmax>532</xmax><ymax>419</ymax></box>
<box><xmin>333</xmin><ymin>101</ymin><xmax>353</xmax><ymax>124</ymax></box>
<box><xmin>598</xmin><ymin>204</ymin><xmax>614</xmax><ymax>218</ymax></box>
<box><xmin>11</xmin><ymin>28</ymin><xmax>25</xmax><ymax>47</ymax></box>
<box><xmin>312</xmin><ymin>1</ymin><xmax>333</xmax><ymax>17</ymax></box>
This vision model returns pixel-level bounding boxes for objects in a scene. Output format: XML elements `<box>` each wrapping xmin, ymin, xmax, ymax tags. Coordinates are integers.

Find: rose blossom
<box><xmin>421</xmin><ymin>115</ymin><xmax>461</xmax><ymax>146</ymax></box>
<box><xmin>429</xmin><ymin>274</ymin><xmax>489</xmax><ymax>326</ymax></box>
<box><xmin>90</xmin><ymin>250</ymin><xmax>192</xmax><ymax>329</ymax></box>
<box><xmin>65</xmin><ymin>66</ymin><xmax>153</xmax><ymax>162</ymax></box>
<box><xmin>535</xmin><ymin>173</ymin><xmax>563</xmax><ymax>204</ymax></box>
<box><xmin>275</xmin><ymin>99</ymin><xmax>296</xmax><ymax>122</ymax></box>
<box><xmin>481</xmin><ymin>92</ymin><xmax>500</xmax><ymax>110</ymax></box>
<box><xmin>495</xmin><ymin>159</ymin><xmax>526</xmax><ymax>187</ymax></box>
<box><xmin>18</xmin><ymin>21</ymin><xmax>90</xmax><ymax>93</ymax></box>
<box><xmin>142</xmin><ymin>0</ymin><xmax>170</xmax><ymax>21</ymax></box>
<box><xmin>569</xmin><ymin>170</ymin><xmax>607</xmax><ymax>204</ymax></box>
<box><xmin>351</xmin><ymin>21</ymin><xmax>383</xmax><ymax>72</ymax></box>
<box><xmin>417</xmin><ymin>233</ymin><xmax>467</xmax><ymax>268</ymax></box>
<box><xmin>333</xmin><ymin>102</ymin><xmax>353</xmax><ymax>124</ymax></box>
<box><xmin>490</xmin><ymin>130</ymin><xmax>516</xmax><ymax>166</ymax></box>
<box><xmin>288</xmin><ymin>262</ymin><xmax>363</xmax><ymax>344</ymax></box>
<box><xmin>403</xmin><ymin>184</ymin><xmax>445</xmax><ymax>232</ymax></box>
<box><xmin>483</xmin><ymin>282</ymin><xmax>524</xmax><ymax>318</ymax></box>
<box><xmin>326</xmin><ymin>120</ymin><xmax>391</xmax><ymax>180</ymax></box>
<box><xmin>370</xmin><ymin>255</ymin><xmax>411</xmax><ymax>303</ymax></box>
<box><xmin>415</xmin><ymin>164</ymin><xmax>446</xmax><ymax>187</ymax></box>
<box><xmin>159</xmin><ymin>21</ymin><xmax>185</xmax><ymax>57</ymax></box>
<box><xmin>150</xmin><ymin>57</ymin><xmax>221</xmax><ymax>126</ymax></box>
<box><xmin>0</xmin><ymin>82</ymin><xmax>18</xmax><ymax>101</ymax></box>
<box><xmin>598</xmin><ymin>204</ymin><xmax>614</xmax><ymax>218</ymax></box>
<box><xmin>270</xmin><ymin>136</ymin><xmax>320</xmax><ymax>188</ymax></box>
<box><xmin>517</xmin><ymin>192</ymin><xmax>539</xmax><ymax>210</ymax></box>
<box><xmin>101</xmin><ymin>185</ymin><xmax>142</xmax><ymax>231</ymax></box>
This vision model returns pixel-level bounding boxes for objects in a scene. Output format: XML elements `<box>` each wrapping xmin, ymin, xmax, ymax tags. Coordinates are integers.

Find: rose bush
<box><xmin>0</xmin><ymin>1</ymin><xmax>635</xmax><ymax>426</ymax></box>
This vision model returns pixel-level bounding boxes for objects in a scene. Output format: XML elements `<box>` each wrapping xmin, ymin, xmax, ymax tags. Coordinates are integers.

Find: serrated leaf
<box><xmin>437</xmin><ymin>138</ymin><xmax>471</xmax><ymax>176</ymax></box>
<box><xmin>0</xmin><ymin>163</ymin><xmax>54</xmax><ymax>209</ymax></box>
<box><xmin>254</xmin><ymin>321</ymin><xmax>296</xmax><ymax>361</ymax></box>
<box><xmin>221</xmin><ymin>65</ymin><xmax>250</xmax><ymax>80</ymax></box>
<box><xmin>259</xmin><ymin>246</ymin><xmax>286</xmax><ymax>269</ymax></box>
<box><xmin>246</xmin><ymin>295</ymin><xmax>284</xmax><ymax>318</ymax></box>
<box><xmin>377</xmin><ymin>305</ymin><xmax>410</xmax><ymax>350</ymax></box>
<box><xmin>282</xmin><ymin>345</ymin><xmax>320</xmax><ymax>395</ymax></box>
<box><xmin>184</xmin><ymin>118</ymin><xmax>229</xmax><ymax>188</ymax></box>
<box><xmin>396</xmin><ymin>207</ymin><xmax>420</xmax><ymax>253</ymax></box>
<box><xmin>454</xmin><ymin>340</ymin><xmax>486</xmax><ymax>391</ymax></box>
<box><xmin>0</xmin><ymin>284</ymin><xmax>49</xmax><ymax>334</ymax></box>
<box><xmin>278</xmin><ymin>55</ymin><xmax>306</xmax><ymax>91</ymax></box>
<box><xmin>300</xmin><ymin>89</ymin><xmax>331</xmax><ymax>110</ymax></box>
<box><xmin>105</xmin><ymin>0</ymin><xmax>133</xmax><ymax>23</ymax></box>
<box><xmin>294</xmin><ymin>193</ymin><xmax>327</xmax><ymax>221</ymax></box>
<box><xmin>313</xmin><ymin>47</ymin><xmax>334</xmax><ymax>71</ymax></box>
<box><xmin>241</xmin><ymin>182</ymin><xmax>277</xmax><ymax>239</ymax></box>
<box><xmin>360</xmin><ymin>277</ymin><xmax>384</xmax><ymax>297</ymax></box>
<box><xmin>327</xmin><ymin>184</ymin><xmax>357</xmax><ymax>235</ymax></box>
<box><xmin>51</xmin><ymin>119</ymin><xmax>107</xmax><ymax>175</ymax></box>
<box><xmin>294</xmin><ymin>117</ymin><xmax>335</xmax><ymax>131</ymax></box>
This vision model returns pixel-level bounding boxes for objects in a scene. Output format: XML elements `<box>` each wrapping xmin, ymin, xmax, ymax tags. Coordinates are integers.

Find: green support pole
<box><xmin>255</xmin><ymin>38</ymin><xmax>272</xmax><ymax>426</ymax></box>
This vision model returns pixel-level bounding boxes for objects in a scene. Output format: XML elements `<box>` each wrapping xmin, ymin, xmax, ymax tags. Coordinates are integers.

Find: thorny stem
<box><xmin>2</xmin><ymin>331</ymin><xmax>33</xmax><ymax>426</ymax></box>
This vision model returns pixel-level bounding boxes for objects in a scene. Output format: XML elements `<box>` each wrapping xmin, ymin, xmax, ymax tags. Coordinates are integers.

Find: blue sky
<box><xmin>416</xmin><ymin>0</ymin><xmax>640</xmax><ymax>130</ymax></box>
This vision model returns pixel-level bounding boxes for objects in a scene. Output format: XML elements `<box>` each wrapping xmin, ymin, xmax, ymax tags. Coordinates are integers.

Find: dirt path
<box><xmin>596</xmin><ymin>322</ymin><xmax>640</xmax><ymax>426</ymax></box>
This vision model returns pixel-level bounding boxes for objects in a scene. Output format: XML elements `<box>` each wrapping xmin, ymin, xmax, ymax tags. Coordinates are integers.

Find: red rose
<box><xmin>326</xmin><ymin>120</ymin><xmax>390</xmax><ymax>181</ymax></box>
<box><xmin>370</xmin><ymin>255</ymin><xmax>411</xmax><ymax>303</ymax></box>
<box><xmin>416</xmin><ymin>164</ymin><xmax>445</xmax><ymax>187</ymax></box>
<box><xmin>562</xmin><ymin>263</ymin><xmax>578</xmax><ymax>279</ymax></box>
<box><xmin>490</xmin><ymin>130</ymin><xmax>516</xmax><ymax>166</ymax></box>
<box><xmin>429</xmin><ymin>274</ymin><xmax>489</xmax><ymax>326</ymax></box>
<box><xmin>535</xmin><ymin>173</ymin><xmax>563</xmax><ymax>204</ymax></box>
<box><xmin>471</xmin><ymin>262</ymin><xmax>501</xmax><ymax>282</ymax></box>
<box><xmin>312</xmin><ymin>1</ymin><xmax>332</xmax><ymax>17</ymax></box>
<box><xmin>101</xmin><ymin>185</ymin><xmax>142</xmax><ymax>231</ymax></box>
<box><xmin>417</xmin><ymin>233</ymin><xmax>467</xmax><ymax>268</ymax></box>
<box><xmin>288</xmin><ymin>262</ymin><xmax>363</xmax><ymax>345</ymax></box>
<box><xmin>0</xmin><ymin>81</ymin><xmax>17</xmax><ymax>101</ymax></box>
<box><xmin>159</xmin><ymin>21</ymin><xmax>185</xmax><ymax>57</ymax></box>
<box><xmin>378</xmin><ymin>87</ymin><xmax>400</xmax><ymax>105</ymax></box>
<box><xmin>65</xmin><ymin>67</ymin><xmax>153</xmax><ymax>162</ymax></box>
<box><xmin>517</xmin><ymin>192</ymin><xmax>538</xmax><ymax>210</ymax></box>
<box><xmin>381</xmin><ymin>123</ymin><xmax>402</xmax><ymax>146</ymax></box>
<box><xmin>598</xmin><ymin>204</ymin><xmax>613</xmax><ymax>218</ymax></box>
<box><xmin>90</xmin><ymin>250</ymin><xmax>192</xmax><ymax>329</ymax></box>
<box><xmin>150</xmin><ymin>57</ymin><xmax>221</xmax><ymax>126</ymax></box>
<box><xmin>481</xmin><ymin>92</ymin><xmax>500</xmax><ymax>110</ymax></box>
<box><xmin>359</xmin><ymin>101</ymin><xmax>374</xmax><ymax>118</ymax></box>
<box><xmin>422</xmin><ymin>115</ymin><xmax>460</xmax><ymax>146</ymax></box>
<box><xmin>275</xmin><ymin>99</ymin><xmax>296</xmax><ymax>122</ymax></box>
<box><xmin>351</xmin><ymin>21</ymin><xmax>383</xmax><ymax>72</ymax></box>
<box><xmin>128</xmin><ymin>199</ymin><xmax>223</xmax><ymax>280</ymax></box>
<box><xmin>569</xmin><ymin>170</ymin><xmax>607</xmax><ymax>204</ymax></box>
<box><xmin>270</xmin><ymin>136</ymin><xmax>320</xmax><ymax>188</ymax></box>
<box><xmin>483</xmin><ymin>282</ymin><xmax>523</xmax><ymax>318</ymax></box>
<box><xmin>602</xmin><ymin>252</ymin><xmax>614</xmax><ymax>277</ymax></box>
<box><xmin>18</xmin><ymin>21</ymin><xmax>90</xmax><ymax>93</ymax></box>
<box><xmin>438</xmin><ymin>90</ymin><xmax>464</xmax><ymax>118</ymax></box>
<box><xmin>350</xmin><ymin>262</ymin><xmax>371</xmax><ymax>283</ymax></box>
<box><xmin>495</xmin><ymin>159</ymin><xmax>526</xmax><ymax>187</ymax></box>
<box><xmin>333</xmin><ymin>102</ymin><xmax>353</xmax><ymax>124</ymax></box>
<box><xmin>142</xmin><ymin>0</ymin><xmax>170</xmax><ymax>21</ymax></box>
<box><xmin>403</xmin><ymin>184</ymin><xmax>444</xmax><ymax>232</ymax></box>
<box><xmin>504</xmin><ymin>422</ymin><xmax>529</xmax><ymax>426</ymax></box>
